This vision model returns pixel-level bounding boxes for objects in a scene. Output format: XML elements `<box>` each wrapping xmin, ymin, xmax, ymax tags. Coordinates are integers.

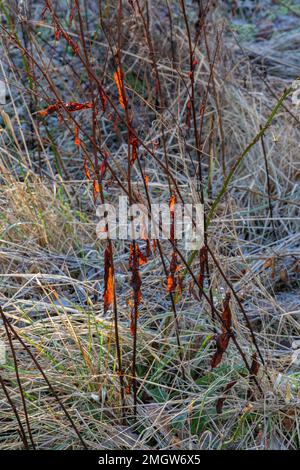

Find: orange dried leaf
<box><xmin>39</xmin><ymin>101</ymin><xmax>92</xmax><ymax>117</ymax></box>
<box><xmin>38</xmin><ymin>109</ymin><xmax>49</xmax><ymax>117</ymax></box>
<box><xmin>38</xmin><ymin>103</ymin><xmax>60</xmax><ymax>117</ymax></box>
<box><xmin>74</xmin><ymin>125</ymin><xmax>80</xmax><ymax>147</ymax></box>
<box><xmin>138</xmin><ymin>250</ymin><xmax>148</xmax><ymax>266</ymax></box>
<box><xmin>83</xmin><ymin>158</ymin><xmax>92</xmax><ymax>180</ymax></box>
<box><xmin>104</xmin><ymin>267</ymin><xmax>114</xmax><ymax>312</ymax></box>
<box><xmin>114</xmin><ymin>67</ymin><xmax>127</xmax><ymax>110</ymax></box>
<box><xmin>65</xmin><ymin>101</ymin><xmax>93</xmax><ymax>112</ymax></box>
<box><xmin>93</xmin><ymin>180</ymin><xmax>100</xmax><ymax>202</ymax></box>
<box><xmin>167</xmin><ymin>274</ymin><xmax>174</xmax><ymax>292</ymax></box>
<box><xmin>104</xmin><ymin>247</ymin><xmax>114</xmax><ymax>312</ymax></box>
<box><xmin>169</xmin><ymin>194</ymin><xmax>176</xmax><ymax>214</ymax></box>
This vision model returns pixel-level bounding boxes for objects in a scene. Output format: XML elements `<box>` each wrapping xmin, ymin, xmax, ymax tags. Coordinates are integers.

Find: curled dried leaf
<box><xmin>39</xmin><ymin>101</ymin><xmax>92</xmax><ymax>117</ymax></box>
<box><xmin>129</xmin><ymin>242</ymin><xmax>142</xmax><ymax>336</ymax></box>
<box><xmin>222</xmin><ymin>292</ymin><xmax>232</xmax><ymax>331</ymax></box>
<box><xmin>138</xmin><ymin>250</ymin><xmax>148</xmax><ymax>266</ymax></box>
<box><xmin>211</xmin><ymin>332</ymin><xmax>230</xmax><ymax>369</ymax></box>
<box><xmin>216</xmin><ymin>380</ymin><xmax>237</xmax><ymax>414</ymax></box>
<box><xmin>129</xmin><ymin>133</ymin><xmax>139</xmax><ymax>164</ymax></box>
<box><xmin>167</xmin><ymin>275</ymin><xmax>174</xmax><ymax>292</ymax></box>
<box><xmin>74</xmin><ymin>125</ymin><xmax>80</xmax><ymax>147</ymax></box>
<box><xmin>83</xmin><ymin>158</ymin><xmax>92</xmax><ymax>180</ymax></box>
<box><xmin>98</xmin><ymin>85</ymin><xmax>107</xmax><ymax>112</ymax></box>
<box><xmin>103</xmin><ymin>246</ymin><xmax>114</xmax><ymax>313</ymax></box>
<box><xmin>167</xmin><ymin>251</ymin><xmax>177</xmax><ymax>292</ymax></box>
<box><xmin>100</xmin><ymin>152</ymin><xmax>109</xmax><ymax>178</ymax></box>
<box><xmin>93</xmin><ymin>180</ymin><xmax>100</xmax><ymax>203</ymax></box>
<box><xmin>38</xmin><ymin>103</ymin><xmax>60</xmax><ymax>117</ymax></box>
<box><xmin>114</xmin><ymin>66</ymin><xmax>127</xmax><ymax>110</ymax></box>
<box><xmin>211</xmin><ymin>293</ymin><xmax>233</xmax><ymax>368</ymax></box>
<box><xmin>247</xmin><ymin>353</ymin><xmax>261</xmax><ymax>401</ymax></box>
<box><xmin>198</xmin><ymin>245</ymin><xmax>207</xmax><ymax>296</ymax></box>
<box><xmin>169</xmin><ymin>194</ymin><xmax>176</xmax><ymax>214</ymax></box>
<box><xmin>55</xmin><ymin>28</ymin><xmax>60</xmax><ymax>41</ymax></box>
<box><xmin>65</xmin><ymin>101</ymin><xmax>93</xmax><ymax>112</ymax></box>
<box><xmin>250</xmin><ymin>352</ymin><xmax>260</xmax><ymax>377</ymax></box>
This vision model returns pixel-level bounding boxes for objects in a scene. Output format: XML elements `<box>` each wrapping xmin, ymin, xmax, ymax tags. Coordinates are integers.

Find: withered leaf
<box><xmin>216</xmin><ymin>380</ymin><xmax>237</xmax><ymax>414</ymax></box>
<box><xmin>250</xmin><ymin>352</ymin><xmax>260</xmax><ymax>377</ymax></box>
<box><xmin>103</xmin><ymin>246</ymin><xmax>114</xmax><ymax>313</ymax></box>
<box><xmin>222</xmin><ymin>292</ymin><xmax>232</xmax><ymax>331</ymax></box>
<box><xmin>114</xmin><ymin>67</ymin><xmax>127</xmax><ymax>110</ymax></box>
<box><xmin>211</xmin><ymin>332</ymin><xmax>230</xmax><ymax>369</ymax></box>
